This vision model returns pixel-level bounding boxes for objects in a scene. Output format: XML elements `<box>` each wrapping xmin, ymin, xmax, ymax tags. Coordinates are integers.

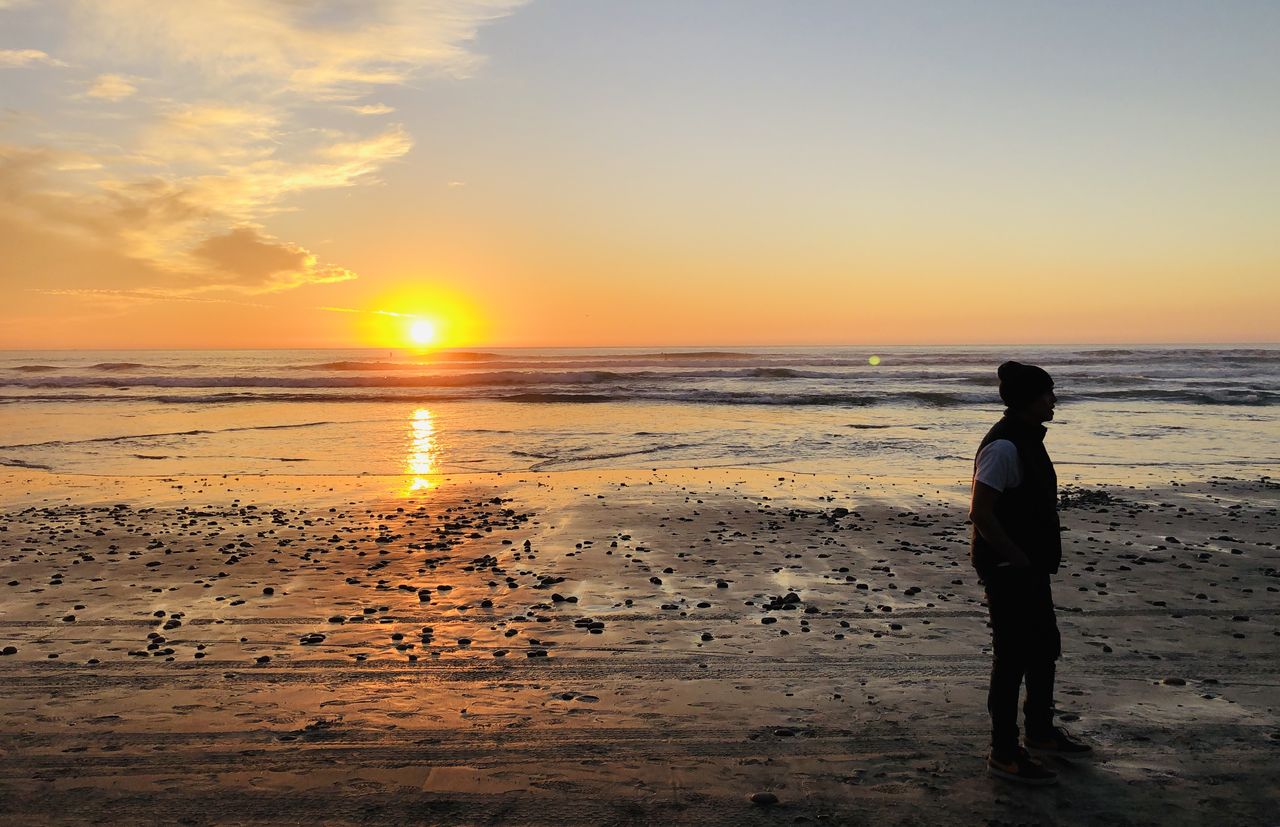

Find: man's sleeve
<box><xmin>974</xmin><ymin>439</ymin><xmax>1018</xmax><ymax>492</ymax></box>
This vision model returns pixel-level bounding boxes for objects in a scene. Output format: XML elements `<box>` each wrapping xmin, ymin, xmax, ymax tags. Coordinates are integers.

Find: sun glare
<box><xmin>360</xmin><ymin>285</ymin><xmax>483</xmax><ymax>349</ymax></box>
<box><xmin>408</xmin><ymin>318</ymin><xmax>438</xmax><ymax>346</ymax></box>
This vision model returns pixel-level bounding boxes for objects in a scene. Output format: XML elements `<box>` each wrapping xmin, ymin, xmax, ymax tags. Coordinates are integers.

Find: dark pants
<box><xmin>983</xmin><ymin>568</ymin><xmax>1061</xmax><ymax>757</ymax></box>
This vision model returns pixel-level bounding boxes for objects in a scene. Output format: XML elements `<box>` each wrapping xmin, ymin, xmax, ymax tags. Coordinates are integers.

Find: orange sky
<box><xmin>2</xmin><ymin>2</ymin><xmax>1277</xmax><ymax>348</ymax></box>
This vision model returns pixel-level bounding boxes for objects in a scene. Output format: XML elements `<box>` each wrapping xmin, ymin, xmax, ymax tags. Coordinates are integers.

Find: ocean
<box><xmin>2</xmin><ymin>345</ymin><xmax>1277</xmax><ymax>485</ymax></box>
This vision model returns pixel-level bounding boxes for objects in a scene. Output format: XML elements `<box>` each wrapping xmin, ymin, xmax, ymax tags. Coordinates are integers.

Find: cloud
<box><xmin>28</xmin><ymin>287</ymin><xmax>273</xmax><ymax>310</ymax></box>
<box><xmin>193</xmin><ymin>227</ymin><xmax>305</xmax><ymax>283</ymax></box>
<box><xmin>314</xmin><ymin>126</ymin><xmax>414</xmax><ymax>181</ymax></box>
<box><xmin>0</xmin><ymin>1</ymin><xmax>525</xmax><ymax>306</ymax></box>
<box><xmin>85</xmin><ymin>73</ymin><xmax>137</xmax><ymax>101</ymax></box>
<box><xmin>138</xmin><ymin>103</ymin><xmax>283</xmax><ymax>166</ymax></box>
<box><xmin>168</xmin><ymin>125</ymin><xmax>414</xmax><ymax>223</ymax></box>
<box><xmin>317</xmin><ymin>305</ymin><xmax>417</xmax><ymax>321</ymax></box>
<box><xmin>0</xmin><ymin>48</ymin><xmax>66</xmax><ymax>68</ymax></box>
<box><xmin>0</xmin><ymin>144</ymin><xmax>203</xmax><ymax>252</ymax></box>
<box><xmin>70</xmin><ymin>0</ymin><xmax>528</xmax><ymax>97</ymax></box>
<box><xmin>192</xmin><ymin>226</ymin><xmax>355</xmax><ymax>292</ymax></box>
<box><xmin>347</xmin><ymin>103</ymin><xmax>396</xmax><ymax>115</ymax></box>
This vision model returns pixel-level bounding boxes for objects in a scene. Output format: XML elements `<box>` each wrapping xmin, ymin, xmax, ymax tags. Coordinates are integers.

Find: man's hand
<box><xmin>970</xmin><ymin>481</ymin><xmax>1032</xmax><ymax>568</ymax></box>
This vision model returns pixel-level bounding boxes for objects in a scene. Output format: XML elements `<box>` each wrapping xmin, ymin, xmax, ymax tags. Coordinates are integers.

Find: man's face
<box><xmin>1026</xmin><ymin>389</ymin><xmax>1057</xmax><ymax>423</ymax></box>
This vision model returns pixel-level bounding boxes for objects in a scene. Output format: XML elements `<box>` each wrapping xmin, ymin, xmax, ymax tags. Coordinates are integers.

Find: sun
<box><xmin>361</xmin><ymin>285</ymin><xmax>484</xmax><ymax>349</ymax></box>
<box><xmin>407</xmin><ymin>318</ymin><xmax>438</xmax><ymax>347</ymax></box>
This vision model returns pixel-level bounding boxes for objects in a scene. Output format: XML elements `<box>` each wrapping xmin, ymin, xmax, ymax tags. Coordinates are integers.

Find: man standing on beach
<box><xmin>969</xmin><ymin>361</ymin><xmax>1092</xmax><ymax>785</ymax></box>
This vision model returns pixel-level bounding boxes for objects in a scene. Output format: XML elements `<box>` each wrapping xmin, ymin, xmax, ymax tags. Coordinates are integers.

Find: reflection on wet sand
<box><xmin>406</xmin><ymin>407</ymin><xmax>438</xmax><ymax>493</ymax></box>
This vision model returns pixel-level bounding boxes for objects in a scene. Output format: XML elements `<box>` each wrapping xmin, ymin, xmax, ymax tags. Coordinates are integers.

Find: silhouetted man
<box><xmin>970</xmin><ymin>361</ymin><xmax>1092</xmax><ymax>785</ymax></box>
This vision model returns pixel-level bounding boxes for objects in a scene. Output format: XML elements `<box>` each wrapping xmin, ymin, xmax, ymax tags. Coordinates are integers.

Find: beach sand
<box><xmin>0</xmin><ymin>468</ymin><xmax>1276</xmax><ymax>825</ymax></box>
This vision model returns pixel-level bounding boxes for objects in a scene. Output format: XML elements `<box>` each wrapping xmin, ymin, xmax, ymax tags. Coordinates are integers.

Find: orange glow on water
<box><xmin>405</xmin><ymin>408</ymin><xmax>438</xmax><ymax>493</ymax></box>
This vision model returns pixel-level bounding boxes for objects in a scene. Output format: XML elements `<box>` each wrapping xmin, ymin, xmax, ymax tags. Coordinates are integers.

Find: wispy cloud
<box><xmin>29</xmin><ymin>287</ymin><xmax>274</xmax><ymax>309</ymax></box>
<box><xmin>0</xmin><ymin>48</ymin><xmax>66</xmax><ymax>68</ymax></box>
<box><xmin>347</xmin><ymin>103</ymin><xmax>396</xmax><ymax>116</ymax></box>
<box><xmin>84</xmin><ymin>73</ymin><xmax>138</xmax><ymax>101</ymax></box>
<box><xmin>318</xmin><ymin>306</ymin><xmax>415</xmax><ymax>318</ymax></box>
<box><xmin>1</xmin><ymin>0</ymin><xmax>527</xmax><ymax>301</ymax></box>
<box><xmin>71</xmin><ymin>0</ymin><xmax>525</xmax><ymax>97</ymax></box>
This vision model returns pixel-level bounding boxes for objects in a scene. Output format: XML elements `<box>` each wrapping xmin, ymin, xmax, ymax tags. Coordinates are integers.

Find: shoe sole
<box><xmin>987</xmin><ymin>764</ymin><xmax>1058</xmax><ymax>785</ymax></box>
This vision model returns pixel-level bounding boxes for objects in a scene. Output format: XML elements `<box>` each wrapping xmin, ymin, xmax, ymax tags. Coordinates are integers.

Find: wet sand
<box><xmin>0</xmin><ymin>468</ymin><xmax>1277</xmax><ymax>825</ymax></box>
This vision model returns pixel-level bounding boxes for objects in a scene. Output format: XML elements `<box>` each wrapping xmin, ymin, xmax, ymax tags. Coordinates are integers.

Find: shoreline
<box><xmin>0</xmin><ymin>469</ymin><xmax>1276</xmax><ymax>824</ymax></box>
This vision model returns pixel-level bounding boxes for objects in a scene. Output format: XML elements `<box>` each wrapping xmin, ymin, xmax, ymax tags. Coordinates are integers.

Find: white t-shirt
<box><xmin>974</xmin><ymin>439</ymin><xmax>1022</xmax><ymax>492</ymax></box>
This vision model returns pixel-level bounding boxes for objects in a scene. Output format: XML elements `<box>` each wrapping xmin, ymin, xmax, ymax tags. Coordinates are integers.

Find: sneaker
<box><xmin>1025</xmin><ymin>726</ymin><xmax>1094</xmax><ymax>756</ymax></box>
<box><xmin>987</xmin><ymin>747</ymin><xmax>1059</xmax><ymax>785</ymax></box>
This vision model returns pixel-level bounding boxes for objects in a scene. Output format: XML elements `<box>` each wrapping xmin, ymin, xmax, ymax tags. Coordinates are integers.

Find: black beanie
<box><xmin>998</xmin><ymin>361</ymin><xmax>1054</xmax><ymax>408</ymax></box>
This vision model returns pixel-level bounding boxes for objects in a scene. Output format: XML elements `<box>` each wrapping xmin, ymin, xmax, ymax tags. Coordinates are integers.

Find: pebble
<box><xmin>749</xmin><ymin>791</ymin><xmax>779</xmax><ymax>806</ymax></box>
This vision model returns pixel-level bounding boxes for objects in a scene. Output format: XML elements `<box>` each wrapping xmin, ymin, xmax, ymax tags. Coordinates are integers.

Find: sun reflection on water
<box><xmin>406</xmin><ymin>407</ymin><xmax>438</xmax><ymax>494</ymax></box>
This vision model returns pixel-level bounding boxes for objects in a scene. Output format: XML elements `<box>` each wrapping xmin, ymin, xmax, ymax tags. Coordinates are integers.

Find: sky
<box><xmin>1</xmin><ymin>0</ymin><xmax>1277</xmax><ymax>349</ymax></box>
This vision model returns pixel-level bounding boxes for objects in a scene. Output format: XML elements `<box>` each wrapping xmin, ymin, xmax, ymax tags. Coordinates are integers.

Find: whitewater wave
<box><xmin>0</xmin><ymin>456</ymin><xmax>53</xmax><ymax>470</ymax></box>
<box><xmin>1079</xmin><ymin>388</ymin><xmax>1278</xmax><ymax>405</ymax></box>
<box><xmin>2</xmin><ymin>385</ymin><xmax>1277</xmax><ymax>406</ymax></box>
<box><xmin>502</xmin><ymin>393</ymin><xmax>614</xmax><ymax>403</ymax></box>
<box><xmin>3</xmin><ymin>383</ymin><xmax>1278</xmax><ymax>407</ymax></box>
<box><xmin>528</xmin><ymin>442</ymin><xmax>699</xmax><ymax>470</ymax></box>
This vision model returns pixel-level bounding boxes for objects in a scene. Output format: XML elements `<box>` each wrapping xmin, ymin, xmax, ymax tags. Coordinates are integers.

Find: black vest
<box><xmin>971</xmin><ymin>414</ymin><xmax>1062</xmax><ymax>577</ymax></box>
